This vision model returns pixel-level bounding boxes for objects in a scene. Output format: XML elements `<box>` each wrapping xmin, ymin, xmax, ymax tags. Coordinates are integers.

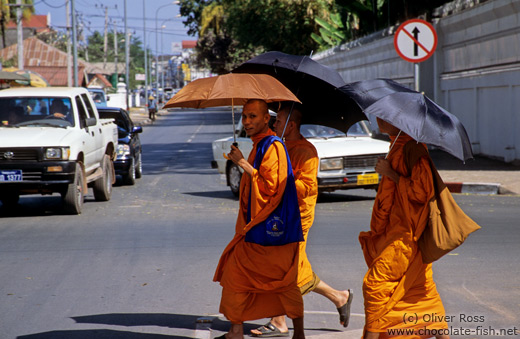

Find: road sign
<box><xmin>394</xmin><ymin>19</ymin><xmax>437</xmax><ymax>63</ymax></box>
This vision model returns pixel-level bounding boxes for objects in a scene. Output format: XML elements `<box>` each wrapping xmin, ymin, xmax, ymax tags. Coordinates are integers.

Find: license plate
<box><xmin>0</xmin><ymin>170</ymin><xmax>22</xmax><ymax>182</ymax></box>
<box><xmin>357</xmin><ymin>173</ymin><xmax>379</xmax><ymax>185</ymax></box>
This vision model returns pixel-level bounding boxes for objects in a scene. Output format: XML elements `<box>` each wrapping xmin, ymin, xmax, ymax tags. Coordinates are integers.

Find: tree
<box><xmin>0</xmin><ymin>0</ymin><xmax>34</xmax><ymax>49</ymax></box>
<box><xmin>224</xmin><ymin>0</ymin><xmax>327</xmax><ymax>55</ymax></box>
<box><xmin>178</xmin><ymin>0</ymin><xmax>454</xmax><ymax>70</ymax></box>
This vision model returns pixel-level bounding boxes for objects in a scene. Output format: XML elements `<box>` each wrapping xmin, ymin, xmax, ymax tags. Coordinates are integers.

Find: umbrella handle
<box><xmin>233</xmin><ymin>142</ymin><xmax>238</xmax><ymax>147</ymax></box>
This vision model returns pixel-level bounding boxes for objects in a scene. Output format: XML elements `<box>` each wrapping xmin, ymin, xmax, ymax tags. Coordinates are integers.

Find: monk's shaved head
<box><xmin>244</xmin><ymin>99</ymin><xmax>269</xmax><ymax>116</ymax></box>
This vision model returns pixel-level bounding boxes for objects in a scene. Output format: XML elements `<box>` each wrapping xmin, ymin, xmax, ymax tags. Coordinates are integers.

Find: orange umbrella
<box><xmin>164</xmin><ymin>73</ymin><xmax>300</xmax><ymax>143</ymax></box>
<box><xmin>164</xmin><ymin>73</ymin><xmax>300</xmax><ymax>108</ymax></box>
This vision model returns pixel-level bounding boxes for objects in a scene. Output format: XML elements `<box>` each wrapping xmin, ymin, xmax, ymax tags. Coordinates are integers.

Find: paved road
<box><xmin>0</xmin><ymin>108</ymin><xmax>518</xmax><ymax>339</ymax></box>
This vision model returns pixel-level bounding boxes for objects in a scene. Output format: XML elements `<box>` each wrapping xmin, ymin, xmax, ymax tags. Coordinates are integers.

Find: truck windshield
<box><xmin>0</xmin><ymin>97</ymin><xmax>75</xmax><ymax>127</ymax></box>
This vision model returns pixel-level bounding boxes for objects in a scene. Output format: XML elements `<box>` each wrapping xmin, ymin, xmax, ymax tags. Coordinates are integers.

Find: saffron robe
<box><xmin>213</xmin><ymin>130</ymin><xmax>303</xmax><ymax>324</ymax></box>
<box><xmin>285</xmin><ymin>138</ymin><xmax>319</xmax><ymax>289</ymax></box>
<box><xmin>359</xmin><ymin>134</ymin><xmax>448</xmax><ymax>338</ymax></box>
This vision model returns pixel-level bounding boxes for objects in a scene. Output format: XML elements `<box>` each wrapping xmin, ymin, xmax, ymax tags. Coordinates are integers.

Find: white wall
<box><xmin>314</xmin><ymin>0</ymin><xmax>520</xmax><ymax>164</ymax></box>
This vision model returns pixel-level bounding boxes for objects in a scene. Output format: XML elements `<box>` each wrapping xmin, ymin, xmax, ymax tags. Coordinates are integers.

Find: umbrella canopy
<box><xmin>0</xmin><ymin>70</ymin><xmax>28</xmax><ymax>81</ymax></box>
<box><xmin>4</xmin><ymin>68</ymin><xmax>49</xmax><ymax>87</ymax></box>
<box><xmin>340</xmin><ymin>79</ymin><xmax>473</xmax><ymax>161</ymax></box>
<box><xmin>232</xmin><ymin>51</ymin><xmax>366</xmax><ymax>133</ymax></box>
<box><xmin>163</xmin><ymin>73</ymin><xmax>300</xmax><ymax>109</ymax></box>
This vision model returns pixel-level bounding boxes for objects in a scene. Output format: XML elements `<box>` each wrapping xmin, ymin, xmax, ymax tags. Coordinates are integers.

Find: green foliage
<box><xmin>179</xmin><ymin>0</ymin><xmax>454</xmax><ymax>73</ymax></box>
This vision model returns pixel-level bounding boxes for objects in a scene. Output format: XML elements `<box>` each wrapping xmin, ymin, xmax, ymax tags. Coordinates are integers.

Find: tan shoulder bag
<box><xmin>404</xmin><ymin>141</ymin><xmax>481</xmax><ymax>264</ymax></box>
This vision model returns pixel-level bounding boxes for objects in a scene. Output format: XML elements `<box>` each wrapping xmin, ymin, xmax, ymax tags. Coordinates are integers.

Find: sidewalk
<box><xmin>431</xmin><ymin>150</ymin><xmax>520</xmax><ymax>195</ymax></box>
<box><xmin>128</xmin><ymin>107</ymin><xmax>520</xmax><ymax>196</ymax></box>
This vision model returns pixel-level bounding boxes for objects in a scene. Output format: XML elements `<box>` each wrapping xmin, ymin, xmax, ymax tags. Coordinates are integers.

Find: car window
<box><xmin>81</xmin><ymin>93</ymin><xmax>97</xmax><ymax>120</ymax></box>
<box><xmin>98</xmin><ymin>109</ymin><xmax>130</xmax><ymax>133</ymax></box>
<box><xmin>0</xmin><ymin>97</ymin><xmax>74</xmax><ymax>128</ymax></box>
<box><xmin>301</xmin><ymin>125</ymin><xmax>345</xmax><ymax>138</ymax></box>
<box><xmin>347</xmin><ymin>121</ymin><xmax>371</xmax><ymax>137</ymax></box>
<box><xmin>75</xmin><ymin>95</ymin><xmax>89</xmax><ymax>128</ymax></box>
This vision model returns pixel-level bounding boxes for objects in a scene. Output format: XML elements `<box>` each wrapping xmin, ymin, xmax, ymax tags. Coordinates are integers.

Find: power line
<box><xmin>41</xmin><ymin>0</ymin><xmax>67</xmax><ymax>8</ymax></box>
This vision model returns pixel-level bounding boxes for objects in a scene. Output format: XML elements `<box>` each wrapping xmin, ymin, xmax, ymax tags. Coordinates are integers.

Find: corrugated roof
<box><xmin>25</xmin><ymin>66</ymin><xmax>85</xmax><ymax>87</ymax></box>
<box><xmin>6</xmin><ymin>15</ymin><xmax>49</xmax><ymax>33</ymax></box>
<box><xmin>0</xmin><ymin>37</ymin><xmax>110</xmax><ymax>87</ymax></box>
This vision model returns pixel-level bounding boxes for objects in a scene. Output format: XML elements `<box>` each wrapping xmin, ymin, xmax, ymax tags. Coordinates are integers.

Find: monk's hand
<box><xmin>228</xmin><ymin>145</ymin><xmax>255</xmax><ymax>176</ymax></box>
<box><xmin>375</xmin><ymin>157</ymin><xmax>400</xmax><ymax>184</ymax></box>
<box><xmin>228</xmin><ymin>145</ymin><xmax>245</xmax><ymax>165</ymax></box>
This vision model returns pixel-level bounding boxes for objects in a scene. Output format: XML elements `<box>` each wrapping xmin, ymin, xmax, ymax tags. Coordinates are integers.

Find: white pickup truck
<box><xmin>0</xmin><ymin>87</ymin><xmax>118</xmax><ymax>214</ymax></box>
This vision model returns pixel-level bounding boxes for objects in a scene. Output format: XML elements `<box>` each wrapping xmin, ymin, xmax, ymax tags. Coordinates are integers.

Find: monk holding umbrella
<box><xmin>165</xmin><ymin>74</ymin><xmax>305</xmax><ymax>339</ymax></box>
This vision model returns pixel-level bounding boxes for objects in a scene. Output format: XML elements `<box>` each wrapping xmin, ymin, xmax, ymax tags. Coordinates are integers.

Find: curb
<box><xmin>446</xmin><ymin>182</ymin><xmax>501</xmax><ymax>195</ymax></box>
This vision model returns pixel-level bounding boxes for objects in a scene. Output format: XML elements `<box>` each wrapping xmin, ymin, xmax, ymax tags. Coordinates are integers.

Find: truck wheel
<box><xmin>227</xmin><ymin>162</ymin><xmax>241</xmax><ymax>197</ymax></box>
<box><xmin>0</xmin><ymin>192</ymin><xmax>20</xmax><ymax>207</ymax></box>
<box><xmin>63</xmin><ymin>162</ymin><xmax>85</xmax><ymax>215</ymax></box>
<box><xmin>93</xmin><ymin>154</ymin><xmax>113</xmax><ymax>201</ymax></box>
<box><xmin>123</xmin><ymin>157</ymin><xmax>136</xmax><ymax>185</ymax></box>
<box><xmin>135</xmin><ymin>153</ymin><xmax>142</xmax><ymax>179</ymax></box>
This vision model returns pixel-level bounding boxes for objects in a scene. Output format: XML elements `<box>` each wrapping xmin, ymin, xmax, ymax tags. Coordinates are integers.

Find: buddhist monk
<box><xmin>251</xmin><ymin>104</ymin><xmax>353</xmax><ymax>338</ymax></box>
<box><xmin>359</xmin><ymin>117</ymin><xmax>449</xmax><ymax>339</ymax></box>
<box><xmin>213</xmin><ymin>99</ymin><xmax>305</xmax><ymax>339</ymax></box>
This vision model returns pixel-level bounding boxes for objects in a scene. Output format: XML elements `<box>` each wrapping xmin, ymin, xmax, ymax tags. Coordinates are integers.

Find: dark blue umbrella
<box><xmin>340</xmin><ymin>79</ymin><xmax>473</xmax><ymax>161</ymax></box>
<box><xmin>233</xmin><ymin>51</ymin><xmax>366</xmax><ymax>133</ymax></box>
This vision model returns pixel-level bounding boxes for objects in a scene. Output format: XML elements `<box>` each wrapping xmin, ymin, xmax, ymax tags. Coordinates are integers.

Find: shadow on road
<box><xmin>18</xmin><ymin>329</ymin><xmax>189</xmax><ymax>339</ymax></box>
<box><xmin>0</xmin><ymin>195</ymin><xmax>101</xmax><ymax>218</ymax></box>
<box><xmin>318</xmin><ymin>191</ymin><xmax>376</xmax><ymax>203</ymax></box>
<box><xmin>184</xmin><ymin>190</ymin><xmax>237</xmax><ymax>200</ymax></box>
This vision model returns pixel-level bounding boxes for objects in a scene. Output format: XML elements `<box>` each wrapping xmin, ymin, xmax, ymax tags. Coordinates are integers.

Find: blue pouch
<box><xmin>245</xmin><ymin>135</ymin><xmax>303</xmax><ymax>246</ymax></box>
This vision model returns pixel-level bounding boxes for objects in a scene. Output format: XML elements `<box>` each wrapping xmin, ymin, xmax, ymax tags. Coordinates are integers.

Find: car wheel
<box><xmin>63</xmin><ymin>162</ymin><xmax>85</xmax><ymax>215</ymax></box>
<box><xmin>0</xmin><ymin>191</ymin><xmax>20</xmax><ymax>207</ymax></box>
<box><xmin>135</xmin><ymin>152</ymin><xmax>143</xmax><ymax>179</ymax></box>
<box><xmin>93</xmin><ymin>154</ymin><xmax>113</xmax><ymax>201</ymax></box>
<box><xmin>123</xmin><ymin>157</ymin><xmax>136</xmax><ymax>185</ymax></box>
<box><xmin>227</xmin><ymin>162</ymin><xmax>242</xmax><ymax>197</ymax></box>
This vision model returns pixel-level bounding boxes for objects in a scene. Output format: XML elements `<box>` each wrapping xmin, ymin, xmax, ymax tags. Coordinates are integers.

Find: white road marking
<box><xmin>187</xmin><ymin>123</ymin><xmax>205</xmax><ymax>143</ymax></box>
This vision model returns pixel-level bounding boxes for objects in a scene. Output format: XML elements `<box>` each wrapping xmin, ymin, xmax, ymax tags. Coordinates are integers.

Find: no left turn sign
<box><xmin>394</xmin><ymin>19</ymin><xmax>437</xmax><ymax>63</ymax></box>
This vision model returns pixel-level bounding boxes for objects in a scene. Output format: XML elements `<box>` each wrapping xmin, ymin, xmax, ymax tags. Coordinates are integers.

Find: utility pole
<box><xmin>66</xmin><ymin>0</ymin><xmax>72</xmax><ymax>86</ymax></box>
<box><xmin>103</xmin><ymin>6</ymin><xmax>108</xmax><ymax>69</ymax></box>
<box><xmin>113</xmin><ymin>20</ymin><xmax>118</xmax><ymax>84</ymax></box>
<box><xmin>124</xmin><ymin>0</ymin><xmax>130</xmax><ymax>111</ymax></box>
<box><xmin>143</xmin><ymin>0</ymin><xmax>148</xmax><ymax>107</ymax></box>
<box><xmin>71</xmin><ymin>0</ymin><xmax>78</xmax><ymax>86</ymax></box>
<box><xmin>15</xmin><ymin>0</ymin><xmax>23</xmax><ymax>69</ymax></box>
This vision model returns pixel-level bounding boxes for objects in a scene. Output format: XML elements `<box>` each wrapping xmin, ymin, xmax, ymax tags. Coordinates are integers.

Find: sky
<box><xmin>33</xmin><ymin>0</ymin><xmax>196</xmax><ymax>56</ymax></box>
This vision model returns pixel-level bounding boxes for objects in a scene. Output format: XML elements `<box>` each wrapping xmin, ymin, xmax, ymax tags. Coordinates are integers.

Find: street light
<box><xmin>155</xmin><ymin>1</ymin><xmax>176</xmax><ymax>95</ymax></box>
<box><xmin>161</xmin><ymin>24</ymin><xmax>166</xmax><ymax>92</ymax></box>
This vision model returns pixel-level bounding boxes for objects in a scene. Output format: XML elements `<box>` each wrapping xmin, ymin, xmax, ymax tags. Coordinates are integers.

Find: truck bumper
<box><xmin>0</xmin><ymin>161</ymin><xmax>76</xmax><ymax>194</ymax></box>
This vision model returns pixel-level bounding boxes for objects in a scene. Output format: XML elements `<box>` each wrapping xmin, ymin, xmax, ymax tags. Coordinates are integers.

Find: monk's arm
<box><xmin>375</xmin><ymin>157</ymin><xmax>400</xmax><ymax>183</ymax></box>
<box><xmin>398</xmin><ymin>156</ymin><xmax>434</xmax><ymax>204</ymax></box>
<box><xmin>294</xmin><ymin>156</ymin><xmax>318</xmax><ymax>200</ymax></box>
<box><xmin>228</xmin><ymin>145</ymin><xmax>255</xmax><ymax>176</ymax></box>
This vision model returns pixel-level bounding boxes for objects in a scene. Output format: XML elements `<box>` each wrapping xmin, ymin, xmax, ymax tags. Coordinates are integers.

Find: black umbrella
<box><xmin>340</xmin><ymin>79</ymin><xmax>473</xmax><ymax>161</ymax></box>
<box><xmin>232</xmin><ymin>51</ymin><xmax>366</xmax><ymax>133</ymax></box>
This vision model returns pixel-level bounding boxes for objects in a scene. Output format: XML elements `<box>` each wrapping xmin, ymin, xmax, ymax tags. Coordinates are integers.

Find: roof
<box><xmin>6</xmin><ymin>14</ymin><xmax>50</xmax><ymax>33</ymax></box>
<box><xmin>0</xmin><ymin>37</ymin><xmax>85</xmax><ymax>68</ymax></box>
<box><xmin>0</xmin><ymin>37</ymin><xmax>109</xmax><ymax>86</ymax></box>
<box><xmin>0</xmin><ymin>86</ymin><xmax>90</xmax><ymax>98</ymax></box>
<box><xmin>87</xmin><ymin>73</ymin><xmax>113</xmax><ymax>88</ymax></box>
<box><xmin>182</xmin><ymin>40</ymin><xmax>197</xmax><ymax>49</ymax></box>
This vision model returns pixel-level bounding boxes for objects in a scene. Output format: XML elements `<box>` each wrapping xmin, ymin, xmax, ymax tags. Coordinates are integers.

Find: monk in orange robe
<box><xmin>359</xmin><ymin>118</ymin><xmax>449</xmax><ymax>339</ymax></box>
<box><xmin>213</xmin><ymin>99</ymin><xmax>305</xmax><ymax>339</ymax></box>
<box><xmin>251</xmin><ymin>104</ymin><xmax>352</xmax><ymax>338</ymax></box>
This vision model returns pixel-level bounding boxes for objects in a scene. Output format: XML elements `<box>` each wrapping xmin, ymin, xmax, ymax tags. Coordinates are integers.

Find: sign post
<box><xmin>394</xmin><ymin>19</ymin><xmax>438</xmax><ymax>91</ymax></box>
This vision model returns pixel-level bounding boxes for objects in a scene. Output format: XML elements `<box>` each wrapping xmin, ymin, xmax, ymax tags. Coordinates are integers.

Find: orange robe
<box><xmin>359</xmin><ymin>134</ymin><xmax>448</xmax><ymax>338</ymax></box>
<box><xmin>285</xmin><ymin>138</ymin><xmax>319</xmax><ymax>289</ymax></box>
<box><xmin>213</xmin><ymin>130</ymin><xmax>303</xmax><ymax>324</ymax></box>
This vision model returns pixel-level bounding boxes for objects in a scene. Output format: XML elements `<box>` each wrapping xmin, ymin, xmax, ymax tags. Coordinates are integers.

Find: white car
<box><xmin>211</xmin><ymin>119</ymin><xmax>390</xmax><ymax>196</ymax></box>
